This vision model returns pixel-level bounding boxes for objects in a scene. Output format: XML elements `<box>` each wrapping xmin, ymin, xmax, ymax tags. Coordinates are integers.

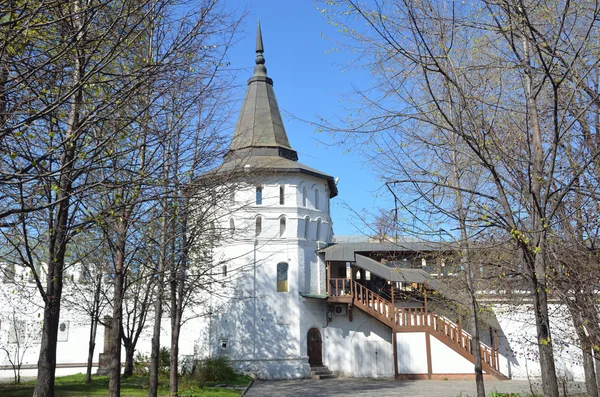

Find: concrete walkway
<box><xmin>244</xmin><ymin>378</ymin><xmax>587</xmax><ymax>397</ymax></box>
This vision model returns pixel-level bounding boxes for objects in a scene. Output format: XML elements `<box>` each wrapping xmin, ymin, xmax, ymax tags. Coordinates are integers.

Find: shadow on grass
<box><xmin>0</xmin><ymin>373</ymin><xmax>246</xmax><ymax>397</ymax></box>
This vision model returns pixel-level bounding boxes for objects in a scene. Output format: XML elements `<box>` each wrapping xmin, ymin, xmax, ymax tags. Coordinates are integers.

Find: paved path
<box><xmin>245</xmin><ymin>378</ymin><xmax>586</xmax><ymax>397</ymax></box>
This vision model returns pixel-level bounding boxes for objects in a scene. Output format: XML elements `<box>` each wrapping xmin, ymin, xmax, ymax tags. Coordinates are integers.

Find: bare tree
<box><xmin>318</xmin><ymin>1</ymin><xmax>600</xmax><ymax>396</ymax></box>
<box><xmin>0</xmin><ymin>310</ymin><xmax>38</xmax><ymax>384</ymax></box>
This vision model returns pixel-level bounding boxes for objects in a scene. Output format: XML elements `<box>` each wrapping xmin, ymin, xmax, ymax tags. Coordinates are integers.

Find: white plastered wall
<box><xmin>323</xmin><ymin>309</ymin><xmax>394</xmax><ymax>378</ymax></box>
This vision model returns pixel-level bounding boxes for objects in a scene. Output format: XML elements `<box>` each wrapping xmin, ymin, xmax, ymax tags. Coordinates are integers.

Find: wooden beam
<box><xmin>392</xmin><ymin>332</ymin><xmax>398</xmax><ymax>379</ymax></box>
<box><xmin>425</xmin><ymin>332</ymin><xmax>433</xmax><ymax>380</ymax></box>
<box><xmin>326</xmin><ymin>262</ymin><xmax>331</xmax><ymax>296</ymax></box>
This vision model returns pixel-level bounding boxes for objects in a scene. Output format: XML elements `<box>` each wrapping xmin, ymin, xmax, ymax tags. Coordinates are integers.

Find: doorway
<box><xmin>307</xmin><ymin>328</ymin><xmax>323</xmax><ymax>366</ymax></box>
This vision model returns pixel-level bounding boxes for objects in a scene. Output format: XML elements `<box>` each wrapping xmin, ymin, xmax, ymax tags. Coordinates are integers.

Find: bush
<box><xmin>133</xmin><ymin>352</ymin><xmax>150</xmax><ymax>376</ymax></box>
<box><xmin>133</xmin><ymin>347</ymin><xmax>171</xmax><ymax>376</ymax></box>
<box><xmin>158</xmin><ymin>347</ymin><xmax>170</xmax><ymax>374</ymax></box>
<box><xmin>190</xmin><ymin>357</ymin><xmax>236</xmax><ymax>384</ymax></box>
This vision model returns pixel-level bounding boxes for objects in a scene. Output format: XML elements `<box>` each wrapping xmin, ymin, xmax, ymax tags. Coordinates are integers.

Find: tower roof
<box><xmin>225</xmin><ymin>20</ymin><xmax>298</xmax><ymax>162</ymax></box>
<box><xmin>218</xmin><ymin>21</ymin><xmax>337</xmax><ymax>198</ymax></box>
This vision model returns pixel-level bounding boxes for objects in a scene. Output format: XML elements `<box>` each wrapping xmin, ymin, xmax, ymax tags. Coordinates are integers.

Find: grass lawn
<box><xmin>0</xmin><ymin>373</ymin><xmax>250</xmax><ymax>397</ymax></box>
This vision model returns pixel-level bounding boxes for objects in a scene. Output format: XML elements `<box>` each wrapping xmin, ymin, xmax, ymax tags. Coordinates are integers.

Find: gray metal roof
<box><xmin>213</xmin><ymin>21</ymin><xmax>338</xmax><ymax>198</ymax></box>
<box><xmin>355</xmin><ymin>254</ymin><xmax>435</xmax><ymax>285</ymax></box>
<box><xmin>208</xmin><ymin>153</ymin><xmax>338</xmax><ymax>197</ymax></box>
<box><xmin>225</xmin><ymin>21</ymin><xmax>296</xmax><ymax>160</ymax></box>
<box><xmin>320</xmin><ymin>241</ymin><xmax>449</xmax><ymax>262</ymax></box>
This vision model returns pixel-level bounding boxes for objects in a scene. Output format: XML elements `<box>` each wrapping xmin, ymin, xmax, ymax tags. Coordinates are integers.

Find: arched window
<box><xmin>279</xmin><ymin>216</ymin><xmax>286</xmax><ymax>237</ymax></box>
<box><xmin>316</xmin><ymin>218</ymin><xmax>322</xmax><ymax>241</ymax></box>
<box><xmin>256</xmin><ymin>186</ymin><xmax>263</xmax><ymax>205</ymax></box>
<box><xmin>229</xmin><ymin>218</ymin><xmax>235</xmax><ymax>237</ymax></box>
<box><xmin>302</xmin><ymin>186</ymin><xmax>308</xmax><ymax>207</ymax></box>
<box><xmin>277</xmin><ymin>262</ymin><xmax>289</xmax><ymax>292</ymax></box>
<box><xmin>279</xmin><ymin>185</ymin><xmax>285</xmax><ymax>205</ymax></box>
<box><xmin>222</xmin><ymin>265</ymin><xmax>227</xmax><ymax>278</ymax></box>
<box><xmin>356</xmin><ymin>270</ymin><xmax>361</xmax><ymax>280</ymax></box>
<box><xmin>303</xmin><ymin>216</ymin><xmax>310</xmax><ymax>239</ymax></box>
<box><xmin>314</xmin><ymin>189</ymin><xmax>320</xmax><ymax>210</ymax></box>
<box><xmin>255</xmin><ymin>217</ymin><xmax>262</xmax><ymax>237</ymax></box>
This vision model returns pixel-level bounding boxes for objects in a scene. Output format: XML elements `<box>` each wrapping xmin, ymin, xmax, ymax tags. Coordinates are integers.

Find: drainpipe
<box><xmin>253</xmin><ymin>238</ymin><xmax>257</xmax><ymax>358</ymax></box>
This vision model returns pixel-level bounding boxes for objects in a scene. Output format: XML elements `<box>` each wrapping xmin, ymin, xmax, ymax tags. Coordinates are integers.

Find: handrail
<box><xmin>331</xmin><ymin>279</ymin><xmax>501</xmax><ymax>374</ymax></box>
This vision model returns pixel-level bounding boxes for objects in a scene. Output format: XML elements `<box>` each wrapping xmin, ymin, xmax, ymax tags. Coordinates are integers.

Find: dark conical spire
<box><xmin>224</xmin><ymin>20</ymin><xmax>298</xmax><ymax>162</ymax></box>
<box><xmin>256</xmin><ymin>19</ymin><xmax>264</xmax><ymax>53</ymax></box>
<box><xmin>254</xmin><ymin>19</ymin><xmax>267</xmax><ymax>77</ymax></box>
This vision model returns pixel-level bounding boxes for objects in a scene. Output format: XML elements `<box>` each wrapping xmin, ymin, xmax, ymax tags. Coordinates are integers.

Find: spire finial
<box><xmin>253</xmin><ymin>19</ymin><xmax>267</xmax><ymax>77</ymax></box>
<box><xmin>256</xmin><ymin>18</ymin><xmax>264</xmax><ymax>54</ymax></box>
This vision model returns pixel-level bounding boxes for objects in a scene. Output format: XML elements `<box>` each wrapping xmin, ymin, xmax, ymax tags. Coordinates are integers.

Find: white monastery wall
<box><xmin>324</xmin><ymin>308</ymin><xmax>394</xmax><ymax>378</ymax></box>
<box><xmin>493</xmin><ymin>302</ymin><xmax>584</xmax><ymax>381</ymax></box>
<box><xmin>396</xmin><ymin>332</ymin><xmax>428</xmax><ymax>374</ymax></box>
<box><xmin>429</xmin><ymin>336</ymin><xmax>477</xmax><ymax>374</ymax></box>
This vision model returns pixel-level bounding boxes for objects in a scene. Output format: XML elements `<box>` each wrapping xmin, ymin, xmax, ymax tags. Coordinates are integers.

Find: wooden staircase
<box><xmin>329</xmin><ymin>278</ymin><xmax>508</xmax><ymax>380</ymax></box>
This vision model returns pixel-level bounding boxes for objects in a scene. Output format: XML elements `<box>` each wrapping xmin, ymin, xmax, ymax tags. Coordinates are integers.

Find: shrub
<box><xmin>133</xmin><ymin>352</ymin><xmax>150</xmax><ymax>375</ymax></box>
<box><xmin>158</xmin><ymin>347</ymin><xmax>170</xmax><ymax>374</ymax></box>
<box><xmin>133</xmin><ymin>348</ymin><xmax>171</xmax><ymax>376</ymax></box>
<box><xmin>190</xmin><ymin>357</ymin><xmax>236</xmax><ymax>384</ymax></box>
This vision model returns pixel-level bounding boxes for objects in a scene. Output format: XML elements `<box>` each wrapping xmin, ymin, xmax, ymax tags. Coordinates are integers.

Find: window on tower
<box><xmin>304</xmin><ymin>216</ymin><xmax>310</xmax><ymax>239</ymax></box>
<box><xmin>279</xmin><ymin>185</ymin><xmax>285</xmax><ymax>205</ymax></box>
<box><xmin>255</xmin><ymin>216</ymin><xmax>262</xmax><ymax>237</ymax></box>
<box><xmin>316</xmin><ymin>218</ymin><xmax>322</xmax><ymax>241</ymax></box>
<box><xmin>277</xmin><ymin>262</ymin><xmax>288</xmax><ymax>292</ymax></box>
<box><xmin>314</xmin><ymin>189</ymin><xmax>320</xmax><ymax>210</ymax></box>
<box><xmin>302</xmin><ymin>186</ymin><xmax>308</xmax><ymax>207</ymax></box>
<box><xmin>279</xmin><ymin>216</ymin><xmax>286</xmax><ymax>237</ymax></box>
<box><xmin>256</xmin><ymin>186</ymin><xmax>263</xmax><ymax>205</ymax></box>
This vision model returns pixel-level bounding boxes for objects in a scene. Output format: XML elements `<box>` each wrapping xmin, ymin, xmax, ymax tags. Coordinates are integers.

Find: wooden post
<box><xmin>425</xmin><ymin>332</ymin><xmax>433</xmax><ymax>380</ymax></box>
<box><xmin>494</xmin><ymin>329</ymin><xmax>499</xmax><ymax>370</ymax></box>
<box><xmin>390</xmin><ymin>284</ymin><xmax>395</xmax><ymax>321</ymax></box>
<box><xmin>458</xmin><ymin>316</ymin><xmax>463</xmax><ymax>349</ymax></box>
<box><xmin>424</xmin><ymin>290</ymin><xmax>428</xmax><ymax>312</ymax></box>
<box><xmin>489</xmin><ymin>326</ymin><xmax>495</xmax><ymax>369</ymax></box>
<box><xmin>326</xmin><ymin>263</ymin><xmax>331</xmax><ymax>296</ymax></box>
<box><xmin>392</xmin><ymin>332</ymin><xmax>399</xmax><ymax>379</ymax></box>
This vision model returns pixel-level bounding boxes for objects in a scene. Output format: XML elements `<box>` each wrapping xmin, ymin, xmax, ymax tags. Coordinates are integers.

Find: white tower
<box><xmin>198</xmin><ymin>21</ymin><xmax>338</xmax><ymax>379</ymax></box>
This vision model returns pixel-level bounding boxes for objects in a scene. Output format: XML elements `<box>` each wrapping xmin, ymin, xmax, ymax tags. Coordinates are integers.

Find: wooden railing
<box><xmin>329</xmin><ymin>278</ymin><xmax>351</xmax><ymax>297</ymax></box>
<box><xmin>329</xmin><ymin>278</ymin><xmax>503</xmax><ymax>376</ymax></box>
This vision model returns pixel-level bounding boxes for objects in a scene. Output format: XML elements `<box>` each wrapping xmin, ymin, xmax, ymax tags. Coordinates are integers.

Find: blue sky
<box><xmin>224</xmin><ymin>1</ymin><xmax>390</xmax><ymax>236</ymax></box>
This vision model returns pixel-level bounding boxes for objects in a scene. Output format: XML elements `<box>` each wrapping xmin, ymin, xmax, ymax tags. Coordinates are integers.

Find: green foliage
<box><xmin>187</xmin><ymin>357</ymin><xmax>238</xmax><ymax>385</ymax></box>
<box><xmin>133</xmin><ymin>347</ymin><xmax>171</xmax><ymax>376</ymax></box>
<box><xmin>133</xmin><ymin>352</ymin><xmax>149</xmax><ymax>375</ymax></box>
<box><xmin>0</xmin><ymin>373</ymin><xmax>240</xmax><ymax>396</ymax></box>
<box><xmin>158</xmin><ymin>347</ymin><xmax>171</xmax><ymax>374</ymax></box>
<box><xmin>457</xmin><ymin>393</ymin><xmax>545</xmax><ymax>397</ymax></box>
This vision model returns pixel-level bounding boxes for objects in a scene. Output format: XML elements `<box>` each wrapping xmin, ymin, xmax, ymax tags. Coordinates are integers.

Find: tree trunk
<box><xmin>34</xmin><ymin>294</ymin><xmax>61</xmax><ymax>397</ymax></box>
<box><xmin>123</xmin><ymin>343</ymin><xmax>135</xmax><ymax>378</ymax></box>
<box><xmin>467</xmin><ymin>288</ymin><xmax>485</xmax><ymax>396</ymax></box>
<box><xmin>109</xmin><ymin>224</ymin><xmax>127</xmax><ymax>397</ymax></box>
<box><xmin>582</xmin><ymin>343</ymin><xmax>599</xmax><ymax>397</ymax></box>
<box><xmin>149</xmin><ymin>210</ymin><xmax>168</xmax><ymax>397</ymax></box>
<box><xmin>169</xmin><ymin>312</ymin><xmax>181</xmax><ymax>396</ymax></box>
<box><xmin>521</xmin><ymin>29</ymin><xmax>559</xmax><ymax>397</ymax></box>
<box><xmin>33</xmin><ymin>3</ymin><xmax>83</xmax><ymax>389</ymax></box>
<box><xmin>86</xmin><ymin>274</ymin><xmax>102</xmax><ymax>383</ymax></box>
<box><xmin>85</xmin><ymin>317</ymin><xmax>98</xmax><ymax>383</ymax></box>
<box><xmin>148</xmin><ymin>277</ymin><xmax>164</xmax><ymax>397</ymax></box>
<box><xmin>530</xmin><ymin>256</ymin><xmax>559</xmax><ymax>397</ymax></box>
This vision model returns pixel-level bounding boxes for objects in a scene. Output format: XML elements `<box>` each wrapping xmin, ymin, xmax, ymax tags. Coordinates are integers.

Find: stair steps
<box><xmin>311</xmin><ymin>365</ymin><xmax>337</xmax><ymax>380</ymax></box>
<box><xmin>330</xmin><ymin>278</ymin><xmax>508</xmax><ymax>380</ymax></box>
